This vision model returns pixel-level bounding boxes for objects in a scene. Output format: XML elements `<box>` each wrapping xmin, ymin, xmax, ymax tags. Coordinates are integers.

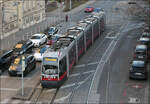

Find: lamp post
<box><xmin>69</xmin><ymin>0</ymin><xmax>72</xmax><ymax>10</ymax></box>
<box><xmin>21</xmin><ymin>55</ymin><xmax>25</xmax><ymax>96</ymax></box>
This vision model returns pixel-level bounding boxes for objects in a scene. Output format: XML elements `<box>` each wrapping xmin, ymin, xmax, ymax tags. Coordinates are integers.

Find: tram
<box><xmin>40</xmin><ymin>11</ymin><xmax>106</xmax><ymax>88</ymax></box>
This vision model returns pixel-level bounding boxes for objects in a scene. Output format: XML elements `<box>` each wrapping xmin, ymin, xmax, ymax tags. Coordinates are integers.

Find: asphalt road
<box><xmin>0</xmin><ymin>0</ymin><xmax>149</xmax><ymax>104</ymax></box>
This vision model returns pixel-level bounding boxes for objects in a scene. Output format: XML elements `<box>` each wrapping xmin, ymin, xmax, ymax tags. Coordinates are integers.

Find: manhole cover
<box><xmin>128</xmin><ymin>97</ymin><xmax>140</xmax><ymax>103</ymax></box>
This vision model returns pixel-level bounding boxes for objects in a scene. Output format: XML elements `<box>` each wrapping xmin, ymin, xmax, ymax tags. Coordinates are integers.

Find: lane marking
<box><xmin>61</xmin><ymin>81</ymin><xmax>84</xmax><ymax>89</ymax></box>
<box><xmin>106</xmin><ymin>71</ymin><xmax>110</xmax><ymax>104</ymax></box>
<box><xmin>87</xmin><ymin>22</ymin><xmax>128</xmax><ymax>103</ymax></box>
<box><xmin>75</xmin><ymin>62</ymin><xmax>99</xmax><ymax>68</ymax></box>
<box><xmin>61</xmin><ymin>74</ymin><xmax>93</xmax><ymax>89</ymax></box>
<box><xmin>69</xmin><ymin>70</ymin><xmax>95</xmax><ymax>77</ymax></box>
<box><xmin>0</xmin><ymin>88</ymin><xmax>18</xmax><ymax>91</ymax></box>
<box><xmin>0</xmin><ymin>75</ymin><xmax>31</xmax><ymax>80</ymax></box>
<box><xmin>105</xmin><ymin>36</ymin><xmax>116</xmax><ymax>39</ymax></box>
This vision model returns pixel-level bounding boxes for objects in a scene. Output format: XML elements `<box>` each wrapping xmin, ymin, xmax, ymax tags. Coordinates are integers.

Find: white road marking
<box><xmin>69</xmin><ymin>70</ymin><xmax>95</xmax><ymax>77</ymax></box>
<box><xmin>105</xmin><ymin>36</ymin><xmax>116</xmax><ymax>39</ymax></box>
<box><xmin>54</xmin><ymin>93</ymin><xmax>72</xmax><ymax>103</ymax></box>
<box><xmin>75</xmin><ymin>62</ymin><xmax>99</xmax><ymax>68</ymax></box>
<box><xmin>87</xmin><ymin>22</ymin><xmax>127</xmax><ymax>103</ymax></box>
<box><xmin>61</xmin><ymin>81</ymin><xmax>84</xmax><ymax>89</ymax></box>
<box><xmin>106</xmin><ymin>72</ymin><xmax>110</xmax><ymax>104</ymax></box>
<box><xmin>0</xmin><ymin>88</ymin><xmax>17</xmax><ymax>91</ymax></box>
<box><xmin>0</xmin><ymin>75</ymin><xmax>31</xmax><ymax>80</ymax></box>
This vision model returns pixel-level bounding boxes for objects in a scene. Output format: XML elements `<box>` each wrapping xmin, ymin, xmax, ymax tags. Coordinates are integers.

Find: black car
<box><xmin>13</xmin><ymin>40</ymin><xmax>33</xmax><ymax>55</ymax></box>
<box><xmin>8</xmin><ymin>55</ymin><xmax>36</xmax><ymax>76</ymax></box>
<box><xmin>143</xmin><ymin>27</ymin><xmax>150</xmax><ymax>33</ymax></box>
<box><xmin>47</xmin><ymin>27</ymin><xmax>58</xmax><ymax>38</ymax></box>
<box><xmin>129</xmin><ymin>60</ymin><xmax>147</xmax><ymax>80</ymax></box>
<box><xmin>0</xmin><ymin>50</ymin><xmax>14</xmax><ymax>74</ymax></box>
<box><xmin>134</xmin><ymin>45</ymin><xmax>148</xmax><ymax>62</ymax></box>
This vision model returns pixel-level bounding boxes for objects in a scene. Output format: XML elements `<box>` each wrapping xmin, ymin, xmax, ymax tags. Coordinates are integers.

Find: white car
<box><xmin>30</xmin><ymin>34</ymin><xmax>47</xmax><ymax>47</ymax></box>
<box><xmin>34</xmin><ymin>45</ymin><xmax>49</xmax><ymax>61</ymax></box>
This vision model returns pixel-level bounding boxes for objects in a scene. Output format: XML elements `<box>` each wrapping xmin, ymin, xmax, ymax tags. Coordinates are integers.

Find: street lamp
<box><xmin>70</xmin><ymin>0</ymin><xmax>72</xmax><ymax>10</ymax></box>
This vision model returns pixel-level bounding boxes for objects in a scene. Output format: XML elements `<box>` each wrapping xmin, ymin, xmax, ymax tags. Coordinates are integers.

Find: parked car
<box><xmin>47</xmin><ymin>34</ymin><xmax>64</xmax><ymax>45</ymax></box>
<box><xmin>138</xmin><ymin>37</ymin><xmax>150</xmax><ymax>52</ymax></box>
<box><xmin>30</xmin><ymin>33</ymin><xmax>47</xmax><ymax>47</ymax></box>
<box><xmin>84</xmin><ymin>7</ymin><xmax>94</xmax><ymax>13</ymax></box>
<box><xmin>13</xmin><ymin>40</ymin><xmax>33</xmax><ymax>55</ymax></box>
<box><xmin>92</xmin><ymin>8</ymin><xmax>104</xmax><ymax>13</ymax></box>
<box><xmin>143</xmin><ymin>27</ymin><xmax>150</xmax><ymax>33</ymax></box>
<box><xmin>8</xmin><ymin>55</ymin><xmax>36</xmax><ymax>76</ymax></box>
<box><xmin>129</xmin><ymin>60</ymin><xmax>147</xmax><ymax>80</ymax></box>
<box><xmin>34</xmin><ymin>45</ymin><xmax>49</xmax><ymax>61</ymax></box>
<box><xmin>0</xmin><ymin>50</ymin><xmax>14</xmax><ymax>73</ymax></box>
<box><xmin>133</xmin><ymin>45</ymin><xmax>148</xmax><ymax>62</ymax></box>
<box><xmin>47</xmin><ymin>27</ymin><xmax>58</xmax><ymax>38</ymax></box>
<box><xmin>141</xmin><ymin>32</ymin><xmax>150</xmax><ymax>39</ymax></box>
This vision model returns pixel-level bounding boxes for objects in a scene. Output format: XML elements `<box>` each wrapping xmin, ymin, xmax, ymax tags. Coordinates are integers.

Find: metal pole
<box><xmin>70</xmin><ymin>0</ymin><xmax>72</xmax><ymax>10</ymax></box>
<box><xmin>22</xmin><ymin>56</ymin><xmax>25</xmax><ymax>96</ymax></box>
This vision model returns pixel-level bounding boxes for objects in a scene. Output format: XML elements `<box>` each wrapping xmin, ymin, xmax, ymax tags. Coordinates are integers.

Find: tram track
<box><xmin>66</xmin><ymin>30</ymin><xmax>109</xmax><ymax>103</ymax></box>
<box><xmin>31</xmin><ymin>86</ymin><xmax>59</xmax><ymax>104</ymax></box>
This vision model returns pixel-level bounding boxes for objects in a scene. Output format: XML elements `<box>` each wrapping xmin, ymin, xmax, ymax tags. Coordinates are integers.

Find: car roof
<box><xmin>132</xmin><ymin>60</ymin><xmax>145</xmax><ymax>66</ymax></box>
<box><xmin>49</xmin><ymin>27</ymin><xmax>56</xmax><ymax>29</ymax></box>
<box><xmin>136</xmin><ymin>45</ymin><xmax>147</xmax><ymax>50</ymax></box>
<box><xmin>139</xmin><ymin>37</ymin><xmax>150</xmax><ymax>41</ymax></box>
<box><xmin>32</xmin><ymin>34</ymin><xmax>43</xmax><ymax>36</ymax></box>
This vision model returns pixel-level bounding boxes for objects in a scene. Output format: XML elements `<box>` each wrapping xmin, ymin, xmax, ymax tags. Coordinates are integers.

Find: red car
<box><xmin>84</xmin><ymin>7</ymin><xmax>94</xmax><ymax>12</ymax></box>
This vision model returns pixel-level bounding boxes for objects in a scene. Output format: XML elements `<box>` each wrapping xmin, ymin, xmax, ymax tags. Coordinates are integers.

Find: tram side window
<box><xmin>59</xmin><ymin>56</ymin><xmax>67</xmax><ymax>73</ymax></box>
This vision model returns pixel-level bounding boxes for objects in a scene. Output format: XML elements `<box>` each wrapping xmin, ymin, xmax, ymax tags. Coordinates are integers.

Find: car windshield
<box><xmin>49</xmin><ymin>28</ymin><xmax>54</xmax><ymax>32</ymax></box>
<box><xmin>132</xmin><ymin>62</ymin><xmax>144</xmax><ymax>68</ymax></box>
<box><xmin>31</xmin><ymin>36</ymin><xmax>41</xmax><ymax>39</ymax></box>
<box><xmin>42</xmin><ymin>65</ymin><xmax>58</xmax><ymax>75</ymax></box>
<box><xmin>135</xmin><ymin>51</ymin><xmax>146</xmax><ymax>55</ymax></box>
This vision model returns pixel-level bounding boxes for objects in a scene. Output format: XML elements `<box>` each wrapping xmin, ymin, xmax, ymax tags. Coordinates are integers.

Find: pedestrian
<box><xmin>65</xmin><ymin>14</ymin><xmax>68</xmax><ymax>22</ymax></box>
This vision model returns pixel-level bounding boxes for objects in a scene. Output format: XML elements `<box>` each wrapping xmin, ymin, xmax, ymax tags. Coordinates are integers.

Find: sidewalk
<box><xmin>0</xmin><ymin>0</ymin><xmax>96</xmax><ymax>51</ymax></box>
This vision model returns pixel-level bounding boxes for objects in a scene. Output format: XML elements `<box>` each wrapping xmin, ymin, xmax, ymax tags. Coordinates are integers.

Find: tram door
<box><xmin>59</xmin><ymin>56</ymin><xmax>67</xmax><ymax>77</ymax></box>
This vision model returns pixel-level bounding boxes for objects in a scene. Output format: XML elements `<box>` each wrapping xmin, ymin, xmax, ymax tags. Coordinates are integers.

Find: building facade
<box><xmin>0</xmin><ymin>0</ymin><xmax>45</xmax><ymax>38</ymax></box>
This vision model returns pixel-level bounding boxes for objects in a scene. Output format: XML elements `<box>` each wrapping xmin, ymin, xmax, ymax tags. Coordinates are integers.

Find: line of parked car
<box><xmin>0</xmin><ymin>26</ymin><xmax>60</xmax><ymax>76</ymax></box>
<box><xmin>129</xmin><ymin>27</ymin><xmax>150</xmax><ymax>80</ymax></box>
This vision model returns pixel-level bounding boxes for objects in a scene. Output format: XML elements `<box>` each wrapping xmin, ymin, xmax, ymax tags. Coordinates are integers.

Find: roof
<box><xmin>132</xmin><ymin>60</ymin><xmax>145</xmax><ymax>67</ymax></box>
<box><xmin>139</xmin><ymin>38</ymin><xmax>149</xmax><ymax>41</ymax></box>
<box><xmin>33</xmin><ymin>34</ymin><xmax>44</xmax><ymax>36</ymax></box>
<box><xmin>43</xmin><ymin>51</ymin><xmax>62</xmax><ymax>58</ymax></box>
<box><xmin>136</xmin><ymin>45</ymin><xmax>147</xmax><ymax>50</ymax></box>
<box><xmin>77</xmin><ymin>22</ymin><xmax>90</xmax><ymax>28</ymax></box>
<box><xmin>67</xmin><ymin>27</ymin><xmax>83</xmax><ymax>37</ymax></box>
<box><xmin>84</xmin><ymin>17</ymin><xmax>97</xmax><ymax>22</ymax></box>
